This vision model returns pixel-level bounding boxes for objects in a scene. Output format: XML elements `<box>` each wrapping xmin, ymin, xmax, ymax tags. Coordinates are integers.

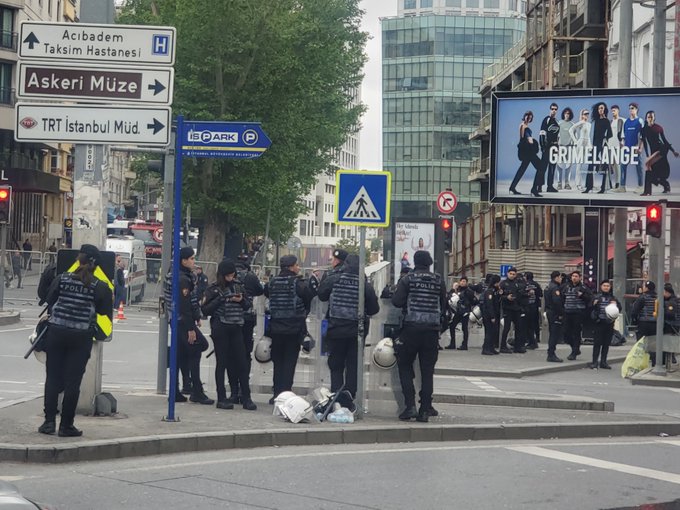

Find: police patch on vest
<box><xmin>182</xmin><ymin>288</ymin><xmax>189</xmax><ymax>296</ymax></box>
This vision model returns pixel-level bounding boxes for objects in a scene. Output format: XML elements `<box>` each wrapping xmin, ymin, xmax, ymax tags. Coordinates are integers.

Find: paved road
<box><xmin>2</xmin><ymin>438</ymin><xmax>680</xmax><ymax>509</ymax></box>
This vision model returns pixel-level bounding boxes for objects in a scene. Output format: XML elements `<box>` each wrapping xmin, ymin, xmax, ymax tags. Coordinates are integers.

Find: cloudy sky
<box><xmin>359</xmin><ymin>0</ymin><xmax>397</xmax><ymax>170</ymax></box>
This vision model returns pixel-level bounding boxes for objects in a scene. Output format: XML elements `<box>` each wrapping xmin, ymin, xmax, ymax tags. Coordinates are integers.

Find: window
<box><xmin>420</xmin><ymin>0</ymin><xmax>433</xmax><ymax>7</ymax></box>
<box><xmin>446</xmin><ymin>0</ymin><xmax>462</xmax><ymax>5</ymax></box>
<box><xmin>0</xmin><ymin>7</ymin><xmax>14</xmax><ymax>50</ymax></box>
<box><xmin>466</xmin><ymin>0</ymin><xmax>479</xmax><ymax>6</ymax></box>
<box><xmin>484</xmin><ymin>0</ymin><xmax>499</xmax><ymax>7</ymax></box>
<box><xmin>50</xmin><ymin>151</ymin><xmax>59</xmax><ymax>173</ymax></box>
<box><xmin>404</xmin><ymin>0</ymin><xmax>416</xmax><ymax>9</ymax></box>
<box><xmin>0</xmin><ymin>63</ymin><xmax>11</xmax><ymax>104</ymax></box>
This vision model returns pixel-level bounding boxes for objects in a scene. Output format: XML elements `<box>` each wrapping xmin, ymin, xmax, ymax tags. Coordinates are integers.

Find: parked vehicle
<box><xmin>106</xmin><ymin>237</ymin><xmax>147</xmax><ymax>303</ymax></box>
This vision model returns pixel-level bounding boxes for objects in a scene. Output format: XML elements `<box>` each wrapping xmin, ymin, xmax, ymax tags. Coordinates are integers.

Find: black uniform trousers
<box><xmin>44</xmin><ymin>327</ymin><xmax>93</xmax><ymax>427</ymax></box>
<box><xmin>271</xmin><ymin>332</ymin><xmax>302</xmax><ymax>396</ymax></box>
<box><xmin>525</xmin><ymin>307</ymin><xmax>540</xmax><ymax>346</ymax></box>
<box><xmin>326</xmin><ymin>335</ymin><xmax>359</xmax><ymax>397</ymax></box>
<box><xmin>228</xmin><ymin>319</ymin><xmax>256</xmax><ymax>396</ymax></box>
<box><xmin>396</xmin><ymin>326</ymin><xmax>439</xmax><ymax>410</ymax></box>
<box><xmin>502</xmin><ymin>309</ymin><xmax>523</xmax><ymax>350</ymax></box>
<box><xmin>175</xmin><ymin>323</ymin><xmax>202</xmax><ymax>395</ymax></box>
<box><xmin>482</xmin><ymin>317</ymin><xmax>499</xmax><ymax>353</ymax></box>
<box><xmin>564</xmin><ymin>312</ymin><xmax>584</xmax><ymax>355</ymax></box>
<box><xmin>213</xmin><ymin>322</ymin><xmax>251</xmax><ymax>401</ymax></box>
<box><xmin>592</xmin><ymin>321</ymin><xmax>614</xmax><ymax>364</ymax></box>
<box><xmin>449</xmin><ymin>313</ymin><xmax>469</xmax><ymax>348</ymax></box>
<box><xmin>546</xmin><ymin>310</ymin><xmax>562</xmax><ymax>357</ymax></box>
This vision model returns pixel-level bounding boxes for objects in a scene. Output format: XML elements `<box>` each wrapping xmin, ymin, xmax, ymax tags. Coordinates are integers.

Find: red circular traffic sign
<box><xmin>437</xmin><ymin>190</ymin><xmax>458</xmax><ymax>214</ymax></box>
<box><xmin>152</xmin><ymin>228</ymin><xmax>163</xmax><ymax>243</ymax></box>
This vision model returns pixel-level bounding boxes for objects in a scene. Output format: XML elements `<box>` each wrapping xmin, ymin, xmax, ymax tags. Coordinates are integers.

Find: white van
<box><xmin>106</xmin><ymin>236</ymin><xmax>147</xmax><ymax>303</ymax></box>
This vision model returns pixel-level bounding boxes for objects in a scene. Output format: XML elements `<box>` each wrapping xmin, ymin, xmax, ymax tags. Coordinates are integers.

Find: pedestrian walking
<box><xmin>391</xmin><ymin>250</ymin><xmax>447</xmax><ymax>423</ymax></box>
<box><xmin>589</xmin><ymin>280</ymin><xmax>621</xmax><ymax>369</ymax></box>
<box><xmin>39</xmin><ymin>245</ymin><xmax>113</xmax><ymax>437</ymax></box>
<box><xmin>563</xmin><ymin>271</ymin><xmax>592</xmax><ymax>360</ymax></box>
<box><xmin>317</xmin><ymin>254</ymin><xmax>379</xmax><ymax>398</ymax></box>
<box><xmin>22</xmin><ymin>239</ymin><xmax>32</xmax><ymax>270</ymax></box>
<box><xmin>544</xmin><ymin>271</ymin><xmax>564</xmax><ymax>363</ymax></box>
<box><xmin>11</xmin><ymin>250</ymin><xmax>22</xmax><ymax>288</ymax></box>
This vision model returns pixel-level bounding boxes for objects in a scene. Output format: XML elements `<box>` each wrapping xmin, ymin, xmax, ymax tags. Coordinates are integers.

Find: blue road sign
<box><xmin>179</xmin><ymin>121</ymin><xmax>271</xmax><ymax>159</ymax></box>
<box><xmin>335</xmin><ymin>170</ymin><xmax>391</xmax><ymax>228</ymax></box>
<box><xmin>500</xmin><ymin>264</ymin><xmax>512</xmax><ymax>278</ymax></box>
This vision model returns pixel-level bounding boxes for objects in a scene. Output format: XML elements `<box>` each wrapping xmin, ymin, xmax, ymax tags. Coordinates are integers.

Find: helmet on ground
<box><xmin>280</xmin><ymin>396</ymin><xmax>314</xmax><ymax>423</ymax></box>
<box><xmin>470</xmin><ymin>305</ymin><xmax>483</xmax><ymax>324</ymax></box>
<box><xmin>448</xmin><ymin>293</ymin><xmax>460</xmax><ymax>310</ymax></box>
<box><xmin>273</xmin><ymin>391</ymin><xmax>298</xmax><ymax>417</ymax></box>
<box><xmin>301</xmin><ymin>333</ymin><xmax>316</xmax><ymax>354</ymax></box>
<box><xmin>605</xmin><ymin>302</ymin><xmax>620</xmax><ymax>321</ymax></box>
<box><xmin>254</xmin><ymin>336</ymin><xmax>272</xmax><ymax>363</ymax></box>
<box><xmin>372</xmin><ymin>338</ymin><xmax>397</xmax><ymax>369</ymax></box>
<box><xmin>311</xmin><ymin>387</ymin><xmax>333</xmax><ymax>415</ymax></box>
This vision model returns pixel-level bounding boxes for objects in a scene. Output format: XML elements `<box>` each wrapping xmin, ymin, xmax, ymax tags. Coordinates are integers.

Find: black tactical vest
<box><xmin>638</xmin><ymin>292</ymin><xmax>656</xmax><ymax>322</ymax></box>
<box><xmin>404</xmin><ymin>272</ymin><xmax>442</xmax><ymax>328</ymax></box>
<box><xmin>564</xmin><ymin>284</ymin><xmax>586</xmax><ymax>312</ymax></box>
<box><xmin>329</xmin><ymin>272</ymin><xmax>359</xmax><ymax>321</ymax></box>
<box><xmin>49</xmin><ymin>274</ymin><xmax>97</xmax><ymax>331</ymax></box>
<box><xmin>214</xmin><ymin>288</ymin><xmax>245</xmax><ymax>326</ymax></box>
<box><xmin>237</xmin><ymin>269</ymin><xmax>256</xmax><ymax>321</ymax></box>
<box><xmin>269</xmin><ymin>276</ymin><xmax>305</xmax><ymax>320</ymax></box>
<box><xmin>595</xmin><ymin>293</ymin><xmax>615</xmax><ymax>321</ymax></box>
<box><xmin>525</xmin><ymin>281</ymin><xmax>538</xmax><ymax>306</ymax></box>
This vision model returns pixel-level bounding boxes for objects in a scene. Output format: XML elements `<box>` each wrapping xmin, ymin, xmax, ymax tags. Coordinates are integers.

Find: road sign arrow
<box><xmin>147</xmin><ymin>118</ymin><xmax>165</xmax><ymax>135</ymax></box>
<box><xmin>23</xmin><ymin>32</ymin><xmax>39</xmax><ymax>49</ymax></box>
<box><xmin>148</xmin><ymin>79</ymin><xmax>166</xmax><ymax>96</ymax></box>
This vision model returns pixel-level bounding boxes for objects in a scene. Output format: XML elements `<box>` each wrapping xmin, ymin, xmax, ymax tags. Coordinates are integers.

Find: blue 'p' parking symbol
<box><xmin>152</xmin><ymin>35</ymin><xmax>170</xmax><ymax>56</ymax></box>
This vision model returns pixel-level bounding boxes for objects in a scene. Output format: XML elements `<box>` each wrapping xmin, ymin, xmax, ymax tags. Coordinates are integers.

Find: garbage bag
<box><xmin>621</xmin><ymin>337</ymin><xmax>650</xmax><ymax>379</ymax></box>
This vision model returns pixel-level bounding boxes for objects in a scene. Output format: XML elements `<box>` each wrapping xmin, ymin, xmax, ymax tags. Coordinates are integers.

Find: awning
<box><xmin>0</xmin><ymin>167</ymin><xmax>61</xmax><ymax>194</ymax></box>
<box><xmin>564</xmin><ymin>242</ymin><xmax>640</xmax><ymax>269</ymax></box>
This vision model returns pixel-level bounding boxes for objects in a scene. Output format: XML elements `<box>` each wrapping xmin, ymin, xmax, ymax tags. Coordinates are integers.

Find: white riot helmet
<box><xmin>605</xmin><ymin>302</ymin><xmax>620</xmax><ymax>321</ymax></box>
<box><xmin>372</xmin><ymin>337</ymin><xmax>397</xmax><ymax>369</ymax></box>
<box><xmin>301</xmin><ymin>333</ymin><xmax>316</xmax><ymax>354</ymax></box>
<box><xmin>448</xmin><ymin>293</ymin><xmax>460</xmax><ymax>310</ymax></box>
<box><xmin>254</xmin><ymin>336</ymin><xmax>272</xmax><ymax>363</ymax></box>
<box><xmin>280</xmin><ymin>396</ymin><xmax>315</xmax><ymax>423</ymax></box>
<box><xmin>28</xmin><ymin>330</ymin><xmax>46</xmax><ymax>364</ymax></box>
<box><xmin>470</xmin><ymin>305</ymin><xmax>483</xmax><ymax>324</ymax></box>
<box><xmin>273</xmin><ymin>391</ymin><xmax>298</xmax><ymax>417</ymax></box>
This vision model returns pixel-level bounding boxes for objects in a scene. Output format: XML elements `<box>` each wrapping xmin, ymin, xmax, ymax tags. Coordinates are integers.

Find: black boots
<box><xmin>38</xmin><ymin>419</ymin><xmax>56</xmax><ymax>435</ymax></box>
<box><xmin>58</xmin><ymin>425</ymin><xmax>83</xmax><ymax>437</ymax></box>
<box><xmin>399</xmin><ymin>406</ymin><xmax>418</xmax><ymax>421</ymax></box>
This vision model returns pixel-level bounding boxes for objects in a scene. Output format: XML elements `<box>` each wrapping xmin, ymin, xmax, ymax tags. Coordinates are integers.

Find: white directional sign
<box><xmin>17</xmin><ymin>62</ymin><xmax>174</xmax><ymax>104</ymax></box>
<box><xmin>19</xmin><ymin>21</ymin><xmax>176</xmax><ymax>66</ymax></box>
<box><xmin>15</xmin><ymin>103</ymin><xmax>172</xmax><ymax>146</ymax></box>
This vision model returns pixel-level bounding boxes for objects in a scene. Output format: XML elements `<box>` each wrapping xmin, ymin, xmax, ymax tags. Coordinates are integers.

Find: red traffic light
<box><xmin>0</xmin><ymin>189</ymin><xmax>8</xmax><ymax>201</ymax></box>
<box><xmin>441</xmin><ymin>218</ymin><xmax>452</xmax><ymax>230</ymax></box>
<box><xmin>647</xmin><ymin>205</ymin><xmax>660</xmax><ymax>220</ymax></box>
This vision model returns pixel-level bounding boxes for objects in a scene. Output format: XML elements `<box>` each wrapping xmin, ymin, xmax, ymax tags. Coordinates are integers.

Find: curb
<box><xmin>432</xmin><ymin>393</ymin><xmax>614</xmax><ymax>412</ymax></box>
<box><xmin>0</xmin><ymin>311</ymin><xmax>21</xmax><ymax>326</ymax></box>
<box><xmin>630</xmin><ymin>368</ymin><xmax>680</xmax><ymax>388</ymax></box>
<box><xmin>2</xmin><ymin>421</ymin><xmax>678</xmax><ymax>464</ymax></box>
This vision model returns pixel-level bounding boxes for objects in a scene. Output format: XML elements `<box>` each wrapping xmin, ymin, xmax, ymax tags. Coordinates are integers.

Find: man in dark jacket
<box><xmin>523</xmin><ymin>271</ymin><xmax>543</xmax><ymax>349</ymax></box>
<box><xmin>481</xmin><ymin>274</ymin><xmax>501</xmax><ymax>355</ymax></box>
<box><xmin>499</xmin><ymin>267</ymin><xmax>526</xmax><ymax>353</ymax></box>
<box><xmin>263</xmin><ymin>255</ymin><xmax>314</xmax><ymax>403</ymax></box>
<box><xmin>317</xmin><ymin>254</ymin><xmax>379</xmax><ymax>398</ymax></box>
<box><xmin>544</xmin><ymin>271</ymin><xmax>564</xmax><ymax>362</ymax></box>
<box><xmin>392</xmin><ymin>250</ymin><xmax>447</xmax><ymax>423</ymax></box>
<box><xmin>562</xmin><ymin>271</ymin><xmax>592</xmax><ymax>360</ymax></box>
<box><xmin>589</xmin><ymin>279</ymin><xmax>621</xmax><ymax>369</ymax></box>
<box><xmin>194</xmin><ymin>265</ymin><xmax>209</xmax><ymax>302</ymax></box>
<box><xmin>446</xmin><ymin>276</ymin><xmax>477</xmax><ymax>350</ymax></box>
<box><xmin>631</xmin><ymin>280</ymin><xmax>659</xmax><ymax>365</ymax></box>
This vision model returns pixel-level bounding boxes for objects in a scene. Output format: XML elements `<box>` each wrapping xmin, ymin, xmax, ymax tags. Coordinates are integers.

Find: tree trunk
<box><xmin>200</xmin><ymin>213</ymin><xmax>227</xmax><ymax>281</ymax></box>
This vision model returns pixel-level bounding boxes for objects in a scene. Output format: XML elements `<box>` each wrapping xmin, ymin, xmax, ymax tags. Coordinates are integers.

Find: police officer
<box><xmin>562</xmin><ymin>271</ymin><xmax>592</xmax><ymax>360</ymax></box>
<box><xmin>523</xmin><ymin>271</ymin><xmax>543</xmax><ymax>349</ymax></box>
<box><xmin>663</xmin><ymin>283</ymin><xmax>679</xmax><ymax>365</ymax></box>
<box><xmin>201</xmin><ymin>259</ymin><xmax>257</xmax><ymax>411</ymax></box>
<box><xmin>481</xmin><ymin>274</ymin><xmax>501</xmax><ymax>355</ymax></box>
<box><xmin>632</xmin><ymin>281</ymin><xmax>658</xmax><ymax>364</ymax></box>
<box><xmin>391</xmin><ymin>250</ymin><xmax>447</xmax><ymax>423</ymax></box>
<box><xmin>447</xmin><ymin>276</ymin><xmax>477</xmax><ymax>350</ymax></box>
<box><xmin>500</xmin><ymin>267</ymin><xmax>526</xmax><ymax>353</ymax></box>
<box><xmin>164</xmin><ymin>246</ymin><xmax>214</xmax><ymax>405</ymax></box>
<box><xmin>589</xmin><ymin>279</ymin><xmax>621</xmax><ymax>369</ymax></box>
<box><xmin>317</xmin><ymin>254</ymin><xmax>379</xmax><ymax>398</ymax></box>
<box><xmin>231</xmin><ymin>253</ymin><xmax>264</xmax><ymax>402</ymax></box>
<box><xmin>544</xmin><ymin>271</ymin><xmax>564</xmax><ymax>363</ymax></box>
<box><xmin>39</xmin><ymin>245</ymin><xmax>113</xmax><ymax>437</ymax></box>
<box><xmin>263</xmin><ymin>255</ymin><xmax>314</xmax><ymax>403</ymax></box>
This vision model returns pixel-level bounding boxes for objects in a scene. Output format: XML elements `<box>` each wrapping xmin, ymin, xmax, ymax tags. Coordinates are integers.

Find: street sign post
<box><xmin>335</xmin><ymin>170</ymin><xmax>391</xmax><ymax>228</ymax></box>
<box><xmin>15</xmin><ymin>103</ymin><xmax>171</xmax><ymax>146</ymax></box>
<box><xmin>436</xmin><ymin>190</ymin><xmax>458</xmax><ymax>215</ymax></box>
<box><xmin>179</xmin><ymin>121</ymin><xmax>272</xmax><ymax>159</ymax></box>
<box><xmin>18</xmin><ymin>62</ymin><xmax>174</xmax><ymax>104</ymax></box>
<box><xmin>19</xmin><ymin>21</ymin><xmax>176</xmax><ymax>66</ymax></box>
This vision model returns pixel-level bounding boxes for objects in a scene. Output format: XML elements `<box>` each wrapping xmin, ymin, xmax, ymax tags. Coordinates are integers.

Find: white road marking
<box><xmin>0</xmin><ymin>327</ymin><xmax>33</xmax><ymax>333</ymax></box>
<box><xmin>0</xmin><ymin>394</ymin><xmax>41</xmax><ymax>409</ymax></box>
<box><xmin>508</xmin><ymin>445</ymin><xmax>680</xmax><ymax>485</ymax></box>
<box><xmin>0</xmin><ymin>476</ymin><xmax>26</xmax><ymax>482</ymax></box>
<box><xmin>465</xmin><ymin>377</ymin><xmax>503</xmax><ymax>392</ymax></box>
<box><xmin>0</xmin><ymin>355</ymin><xmax>25</xmax><ymax>358</ymax></box>
<box><xmin>0</xmin><ymin>380</ymin><xmax>27</xmax><ymax>384</ymax></box>
<box><xmin>111</xmin><ymin>330</ymin><xmax>156</xmax><ymax>334</ymax></box>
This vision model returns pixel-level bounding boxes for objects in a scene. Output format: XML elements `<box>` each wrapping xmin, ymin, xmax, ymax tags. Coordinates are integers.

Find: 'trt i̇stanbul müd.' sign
<box><xmin>490</xmin><ymin>87</ymin><xmax>680</xmax><ymax>208</ymax></box>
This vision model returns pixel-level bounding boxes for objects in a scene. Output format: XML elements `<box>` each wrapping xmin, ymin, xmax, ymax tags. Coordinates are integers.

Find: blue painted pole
<box><xmin>167</xmin><ymin>114</ymin><xmax>184</xmax><ymax>421</ymax></box>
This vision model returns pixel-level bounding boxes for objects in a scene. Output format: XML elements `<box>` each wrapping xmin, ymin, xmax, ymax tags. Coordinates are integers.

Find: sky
<box><xmin>359</xmin><ymin>0</ymin><xmax>397</xmax><ymax>170</ymax></box>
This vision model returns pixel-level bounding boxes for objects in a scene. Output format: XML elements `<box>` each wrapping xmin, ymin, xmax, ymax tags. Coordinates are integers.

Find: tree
<box><xmin>334</xmin><ymin>237</ymin><xmax>359</xmax><ymax>256</ymax></box>
<box><xmin>118</xmin><ymin>0</ymin><xmax>367</xmax><ymax>264</ymax></box>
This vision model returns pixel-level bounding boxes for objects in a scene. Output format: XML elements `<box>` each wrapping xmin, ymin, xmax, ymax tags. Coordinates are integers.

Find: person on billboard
<box><xmin>569</xmin><ymin>109</ymin><xmax>592</xmax><ymax>190</ymax></box>
<box><xmin>539</xmin><ymin>103</ymin><xmax>560</xmax><ymax>193</ymax></box>
<box><xmin>583</xmin><ymin>102</ymin><xmax>612</xmax><ymax>194</ymax></box>
<box><xmin>620</xmin><ymin>102</ymin><xmax>644</xmax><ymax>192</ymax></box>
<box><xmin>400</xmin><ymin>251</ymin><xmax>411</xmax><ymax>270</ymax></box>
<box><xmin>608</xmin><ymin>105</ymin><xmax>624</xmax><ymax>192</ymax></box>
<box><xmin>556</xmin><ymin>107</ymin><xmax>575</xmax><ymax>190</ymax></box>
<box><xmin>641</xmin><ymin>110</ymin><xmax>678</xmax><ymax>196</ymax></box>
<box><xmin>509</xmin><ymin>111</ymin><xmax>544</xmax><ymax>197</ymax></box>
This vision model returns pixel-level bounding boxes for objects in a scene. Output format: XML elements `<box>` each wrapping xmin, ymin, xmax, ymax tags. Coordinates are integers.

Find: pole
<box><xmin>355</xmin><ymin>226</ymin><xmax>366</xmax><ymax>419</ymax></box>
<box><xmin>165</xmin><ymin>115</ymin><xmax>184</xmax><ymax>421</ymax></box>
<box><xmin>258</xmin><ymin>204</ymin><xmax>272</xmax><ymax>269</ymax></box>
<box><xmin>653</xmin><ymin>202</ymin><xmax>666</xmax><ymax>375</ymax></box>
<box><xmin>671</xmin><ymin>1</ymin><xmax>680</xmax><ymax>295</ymax></box>
<box><xmin>157</xmin><ymin>131</ymin><xmax>175</xmax><ymax>395</ymax></box>
<box><xmin>652</xmin><ymin>0</ymin><xmax>666</xmax><ymax>87</ymax></box>
<box><xmin>0</xmin><ymin>223</ymin><xmax>6</xmax><ymax>311</ymax></box>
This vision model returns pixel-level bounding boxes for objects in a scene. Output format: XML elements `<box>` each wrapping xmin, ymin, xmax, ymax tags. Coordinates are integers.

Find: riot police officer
<box><xmin>632</xmin><ymin>281</ymin><xmax>658</xmax><ymax>364</ymax></box>
<box><xmin>544</xmin><ymin>271</ymin><xmax>564</xmax><ymax>362</ymax></box>
<box><xmin>317</xmin><ymin>254</ymin><xmax>379</xmax><ymax>398</ymax></box>
<box><xmin>39</xmin><ymin>245</ymin><xmax>113</xmax><ymax>437</ymax></box>
<box><xmin>562</xmin><ymin>271</ymin><xmax>592</xmax><ymax>360</ymax></box>
<box><xmin>500</xmin><ymin>267</ymin><xmax>526</xmax><ymax>353</ymax></box>
<box><xmin>589</xmin><ymin>279</ymin><xmax>621</xmax><ymax>369</ymax></box>
<box><xmin>202</xmin><ymin>259</ymin><xmax>257</xmax><ymax>410</ymax></box>
<box><xmin>391</xmin><ymin>250</ymin><xmax>447</xmax><ymax>423</ymax></box>
<box><xmin>523</xmin><ymin>271</ymin><xmax>542</xmax><ymax>349</ymax></box>
<box><xmin>481</xmin><ymin>274</ymin><xmax>501</xmax><ymax>355</ymax></box>
<box><xmin>263</xmin><ymin>255</ymin><xmax>314</xmax><ymax>403</ymax></box>
<box><xmin>447</xmin><ymin>276</ymin><xmax>477</xmax><ymax>350</ymax></box>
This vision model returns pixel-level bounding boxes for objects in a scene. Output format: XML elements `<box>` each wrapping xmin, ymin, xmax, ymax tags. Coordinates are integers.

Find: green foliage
<box><xmin>118</xmin><ymin>0</ymin><xmax>368</xmax><ymax>252</ymax></box>
<box><xmin>370</xmin><ymin>237</ymin><xmax>382</xmax><ymax>252</ymax></box>
<box><xmin>334</xmin><ymin>237</ymin><xmax>359</xmax><ymax>256</ymax></box>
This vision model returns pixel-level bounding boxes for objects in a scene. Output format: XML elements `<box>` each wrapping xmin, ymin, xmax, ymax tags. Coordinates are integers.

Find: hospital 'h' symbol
<box><xmin>152</xmin><ymin>35</ymin><xmax>169</xmax><ymax>56</ymax></box>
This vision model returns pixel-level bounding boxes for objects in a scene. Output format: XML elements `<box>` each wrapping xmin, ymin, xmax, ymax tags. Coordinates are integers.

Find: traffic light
<box><xmin>441</xmin><ymin>217</ymin><xmax>453</xmax><ymax>253</ymax></box>
<box><xmin>0</xmin><ymin>186</ymin><xmax>12</xmax><ymax>224</ymax></box>
<box><xmin>646</xmin><ymin>203</ymin><xmax>662</xmax><ymax>238</ymax></box>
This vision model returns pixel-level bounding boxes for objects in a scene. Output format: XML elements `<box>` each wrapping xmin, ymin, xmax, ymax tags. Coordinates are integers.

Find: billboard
<box><xmin>490</xmin><ymin>87</ymin><xmax>680</xmax><ymax>207</ymax></box>
<box><xmin>393</xmin><ymin>221</ymin><xmax>435</xmax><ymax>283</ymax></box>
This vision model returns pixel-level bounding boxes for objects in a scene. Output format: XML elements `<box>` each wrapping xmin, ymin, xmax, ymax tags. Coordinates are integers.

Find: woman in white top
<box><xmin>556</xmin><ymin>107</ymin><xmax>575</xmax><ymax>189</ymax></box>
<box><xmin>569</xmin><ymin>108</ymin><xmax>592</xmax><ymax>190</ymax></box>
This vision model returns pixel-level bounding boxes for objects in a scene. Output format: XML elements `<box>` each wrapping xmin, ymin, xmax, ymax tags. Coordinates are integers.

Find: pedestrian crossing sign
<box><xmin>335</xmin><ymin>170</ymin><xmax>391</xmax><ymax>227</ymax></box>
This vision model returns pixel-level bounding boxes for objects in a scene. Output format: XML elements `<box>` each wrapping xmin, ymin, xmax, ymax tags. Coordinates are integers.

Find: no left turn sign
<box><xmin>437</xmin><ymin>190</ymin><xmax>458</xmax><ymax>214</ymax></box>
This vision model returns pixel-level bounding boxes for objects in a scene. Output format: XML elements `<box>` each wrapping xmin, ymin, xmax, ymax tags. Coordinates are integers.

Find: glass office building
<box><xmin>382</xmin><ymin>14</ymin><xmax>525</xmax><ymax>221</ymax></box>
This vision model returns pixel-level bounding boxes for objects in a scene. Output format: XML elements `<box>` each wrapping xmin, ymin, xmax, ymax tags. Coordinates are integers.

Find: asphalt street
<box><xmin>2</xmin><ymin>438</ymin><xmax>680</xmax><ymax>509</ymax></box>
